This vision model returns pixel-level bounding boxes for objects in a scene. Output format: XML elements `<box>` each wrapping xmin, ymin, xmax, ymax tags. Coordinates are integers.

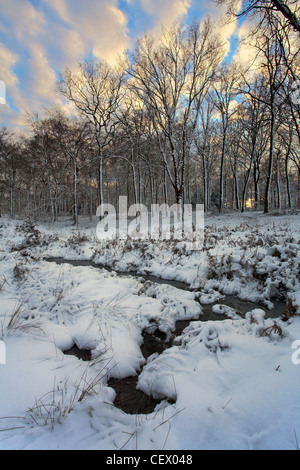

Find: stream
<box><xmin>44</xmin><ymin>256</ymin><xmax>286</xmax><ymax>415</ymax></box>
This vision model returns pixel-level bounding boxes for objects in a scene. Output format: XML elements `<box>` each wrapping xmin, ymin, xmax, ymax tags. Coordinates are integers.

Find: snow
<box><xmin>211</xmin><ymin>303</ymin><xmax>241</xmax><ymax>319</ymax></box>
<box><xmin>0</xmin><ymin>211</ymin><xmax>300</xmax><ymax>450</ymax></box>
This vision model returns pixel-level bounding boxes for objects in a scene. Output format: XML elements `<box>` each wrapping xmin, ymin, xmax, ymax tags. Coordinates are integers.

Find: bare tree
<box><xmin>0</xmin><ymin>127</ymin><xmax>21</xmax><ymax>218</ymax></box>
<box><xmin>236</xmin><ymin>79</ymin><xmax>269</xmax><ymax>211</ymax></box>
<box><xmin>213</xmin><ymin>63</ymin><xmax>240</xmax><ymax>212</ymax></box>
<box><xmin>44</xmin><ymin>110</ymin><xmax>92</xmax><ymax>225</ymax></box>
<box><xmin>241</xmin><ymin>22</ymin><xmax>290</xmax><ymax>212</ymax></box>
<box><xmin>129</xmin><ymin>19</ymin><xmax>223</xmax><ymax>207</ymax></box>
<box><xmin>58</xmin><ymin>59</ymin><xmax>125</xmax><ymax>207</ymax></box>
<box><xmin>216</xmin><ymin>0</ymin><xmax>300</xmax><ymax>34</ymax></box>
<box><xmin>194</xmin><ymin>94</ymin><xmax>218</xmax><ymax>212</ymax></box>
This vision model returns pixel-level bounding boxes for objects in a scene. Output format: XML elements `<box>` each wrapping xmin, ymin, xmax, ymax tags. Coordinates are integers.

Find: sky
<box><xmin>0</xmin><ymin>0</ymin><xmax>245</xmax><ymax>130</ymax></box>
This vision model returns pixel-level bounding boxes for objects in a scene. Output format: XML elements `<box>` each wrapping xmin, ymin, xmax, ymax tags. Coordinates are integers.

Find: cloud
<box><xmin>0</xmin><ymin>0</ymin><xmax>46</xmax><ymax>41</ymax></box>
<box><xmin>135</xmin><ymin>0</ymin><xmax>239</xmax><ymax>57</ymax></box>
<box><xmin>139</xmin><ymin>0</ymin><xmax>192</xmax><ymax>35</ymax></box>
<box><xmin>201</xmin><ymin>1</ymin><xmax>241</xmax><ymax>57</ymax></box>
<box><xmin>42</xmin><ymin>0</ymin><xmax>70</xmax><ymax>23</ymax></box>
<box><xmin>0</xmin><ymin>0</ymin><xmax>132</xmax><ymax>128</ymax></box>
<box><xmin>44</xmin><ymin>0</ymin><xmax>131</xmax><ymax>65</ymax></box>
<box><xmin>0</xmin><ymin>0</ymin><xmax>242</xmax><ymax>129</ymax></box>
<box><xmin>0</xmin><ymin>103</ymin><xmax>25</xmax><ymax>128</ymax></box>
<box><xmin>0</xmin><ymin>43</ymin><xmax>18</xmax><ymax>89</ymax></box>
<box><xmin>0</xmin><ymin>40</ymin><xmax>60</xmax><ymax>127</ymax></box>
<box><xmin>0</xmin><ymin>0</ymin><xmax>59</xmax><ymax>127</ymax></box>
<box><xmin>231</xmin><ymin>19</ymin><xmax>259</xmax><ymax>71</ymax></box>
<box><xmin>0</xmin><ymin>42</ymin><xmax>25</xmax><ymax>127</ymax></box>
<box><xmin>24</xmin><ymin>43</ymin><xmax>60</xmax><ymax>108</ymax></box>
<box><xmin>141</xmin><ymin>0</ymin><xmax>191</xmax><ymax>19</ymax></box>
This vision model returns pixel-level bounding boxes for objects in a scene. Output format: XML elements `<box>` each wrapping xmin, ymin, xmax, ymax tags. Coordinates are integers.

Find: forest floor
<box><xmin>0</xmin><ymin>210</ymin><xmax>300</xmax><ymax>450</ymax></box>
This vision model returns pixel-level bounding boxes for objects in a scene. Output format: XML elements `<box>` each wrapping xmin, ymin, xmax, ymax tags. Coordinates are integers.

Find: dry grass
<box><xmin>281</xmin><ymin>299</ymin><xmax>298</xmax><ymax>322</ymax></box>
<box><xmin>25</xmin><ymin>356</ymin><xmax>114</xmax><ymax>429</ymax></box>
<box><xmin>6</xmin><ymin>300</ymin><xmax>44</xmax><ymax>336</ymax></box>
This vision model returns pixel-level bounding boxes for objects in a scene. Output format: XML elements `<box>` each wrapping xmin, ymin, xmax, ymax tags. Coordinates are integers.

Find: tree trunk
<box><xmin>254</xmin><ymin>157</ymin><xmax>260</xmax><ymax>209</ymax></box>
<box><xmin>285</xmin><ymin>150</ymin><xmax>292</xmax><ymax>209</ymax></box>
<box><xmin>10</xmin><ymin>169</ymin><xmax>16</xmax><ymax>219</ymax></box>
<box><xmin>271</xmin><ymin>0</ymin><xmax>300</xmax><ymax>33</ymax></box>
<box><xmin>264</xmin><ymin>103</ymin><xmax>276</xmax><ymax>214</ymax></box>
<box><xmin>233</xmin><ymin>163</ymin><xmax>240</xmax><ymax>210</ymax></box>
<box><xmin>219</xmin><ymin>132</ymin><xmax>226</xmax><ymax>213</ymax></box>
<box><xmin>202</xmin><ymin>153</ymin><xmax>208</xmax><ymax>213</ymax></box>
<box><xmin>73</xmin><ymin>158</ymin><xmax>78</xmax><ymax>225</ymax></box>
<box><xmin>276</xmin><ymin>159</ymin><xmax>281</xmax><ymax>209</ymax></box>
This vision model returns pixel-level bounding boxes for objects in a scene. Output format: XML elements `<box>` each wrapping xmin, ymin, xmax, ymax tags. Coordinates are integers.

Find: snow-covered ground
<box><xmin>0</xmin><ymin>211</ymin><xmax>300</xmax><ymax>450</ymax></box>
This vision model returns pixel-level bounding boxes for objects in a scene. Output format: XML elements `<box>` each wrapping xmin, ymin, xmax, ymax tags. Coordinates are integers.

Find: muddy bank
<box><xmin>44</xmin><ymin>257</ymin><xmax>286</xmax><ymax>319</ymax></box>
<box><xmin>43</xmin><ymin>257</ymin><xmax>192</xmax><ymax>291</ymax></box>
<box><xmin>63</xmin><ymin>344</ymin><xmax>92</xmax><ymax>361</ymax></box>
<box><xmin>107</xmin><ymin>376</ymin><xmax>175</xmax><ymax>415</ymax></box>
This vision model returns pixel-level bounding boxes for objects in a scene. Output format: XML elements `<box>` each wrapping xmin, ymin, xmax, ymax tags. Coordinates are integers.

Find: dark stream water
<box><xmin>44</xmin><ymin>256</ymin><xmax>286</xmax><ymax>415</ymax></box>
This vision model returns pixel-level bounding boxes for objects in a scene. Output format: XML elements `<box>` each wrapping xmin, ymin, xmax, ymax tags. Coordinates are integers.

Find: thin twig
<box><xmin>222</xmin><ymin>398</ymin><xmax>232</xmax><ymax>410</ymax></box>
<box><xmin>0</xmin><ymin>426</ymin><xmax>25</xmax><ymax>432</ymax></box>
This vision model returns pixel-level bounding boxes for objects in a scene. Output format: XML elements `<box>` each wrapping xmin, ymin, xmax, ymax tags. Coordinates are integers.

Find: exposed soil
<box><xmin>63</xmin><ymin>344</ymin><xmax>92</xmax><ymax>361</ymax></box>
<box><xmin>44</xmin><ymin>256</ymin><xmax>191</xmax><ymax>291</ymax></box>
<box><xmin>107</xmin><ymin>376</ymin><xmax>174</xmax><ymax>415</ymax></box>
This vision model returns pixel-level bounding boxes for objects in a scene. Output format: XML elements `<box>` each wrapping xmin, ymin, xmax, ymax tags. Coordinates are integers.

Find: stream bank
<box><xmin>48</xmin><ymin>257</ymin><xmax>287</xmax><ymax>415</ymax></box>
